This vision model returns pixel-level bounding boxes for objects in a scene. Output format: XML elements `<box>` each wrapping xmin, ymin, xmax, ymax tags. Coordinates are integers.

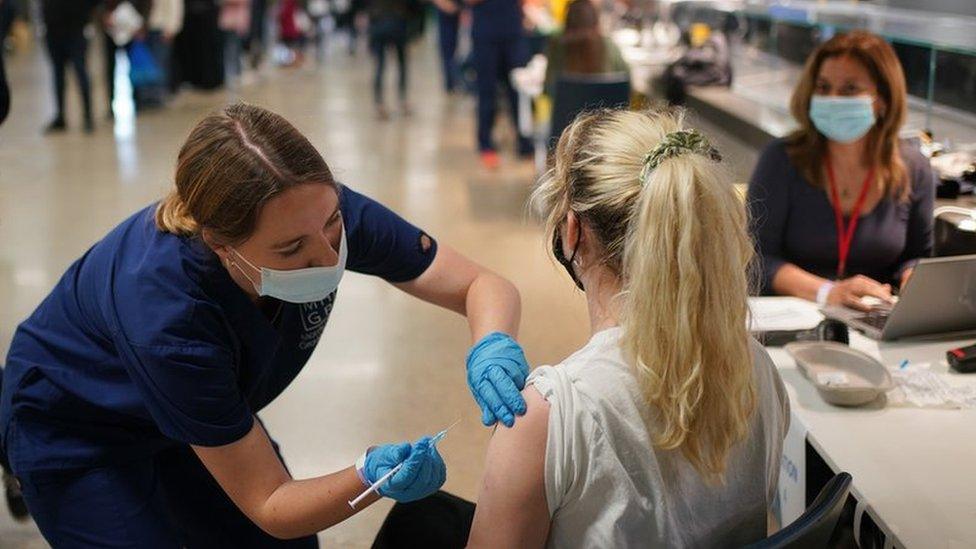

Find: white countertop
<box><xmin>757</xmin><ymin>297</ymin><xmax>976</xmax><ymax>548</ymax></box>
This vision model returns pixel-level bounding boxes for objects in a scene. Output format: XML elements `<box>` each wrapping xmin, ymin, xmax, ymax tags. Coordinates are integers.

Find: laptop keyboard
<box><xmin>856</xmin><ymin>310</ymin><xmax>890</xmax><ymax>330</ymax></box>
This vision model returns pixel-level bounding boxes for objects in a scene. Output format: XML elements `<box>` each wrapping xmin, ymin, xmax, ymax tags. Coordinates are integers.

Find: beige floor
<box><xmin>0</xmin><ymin>31</ymin><xmax>593</xmax><ymax>547</ymax></box>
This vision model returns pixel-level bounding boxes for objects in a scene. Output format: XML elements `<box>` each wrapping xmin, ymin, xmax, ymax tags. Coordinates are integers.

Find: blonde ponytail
<box><xmin>624</xmin><ymin>138</ymin><xmax>756</xmax><ymax>481</ymax></box>
<box><xmin>533</xmin><ymin>108</ymin><xmax>757</xmax><ymax>481</ymax></box>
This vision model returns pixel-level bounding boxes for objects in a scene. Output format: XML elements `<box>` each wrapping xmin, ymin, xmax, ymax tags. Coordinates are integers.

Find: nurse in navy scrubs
<box><xmin>0</xmin><ymin>103</ymin><xmax>530</xmax><ymax>546</ymax></box>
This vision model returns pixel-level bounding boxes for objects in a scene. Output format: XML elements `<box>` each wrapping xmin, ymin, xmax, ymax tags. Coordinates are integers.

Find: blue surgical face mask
<box><xmin>809</xmin><ymin>95</ymin><xmax>877</xmax><ymax>144</ymax></box>
<box><xmin>230</xmin><ymin>230</ymin><xmax>347</xmax><ymax>304</ymax></box>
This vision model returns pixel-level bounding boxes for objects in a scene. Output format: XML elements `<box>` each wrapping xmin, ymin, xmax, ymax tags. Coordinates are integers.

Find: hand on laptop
<box><xmin>827</xmin><ymin>275</ymin><xmax>894</xmax><ymax>311</ymax></box>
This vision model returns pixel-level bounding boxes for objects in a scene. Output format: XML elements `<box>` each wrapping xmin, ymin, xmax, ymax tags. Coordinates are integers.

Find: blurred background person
<box><xmin>334</xmin><ymin>0</ymin><xmax>365</xmax><ymax>56</ymax></box>
<box><xmin>431</xmin><ymin>0</ymin><xmax>461</xmax><ymax>93</ymax></box>
<box><xmin>219</xmin><ymin>0</ymin><xmax>251</xmax><ymax>85</ymax></box>
<box><xmin>172</xmin><ymin>0</ymin><xmax>224</xmax><ymax>90</ymax></box>
<box><xmin>367</xmin><ymin>0</ymin><xmax>411</xmax><ymax>120</ymax></box>
<box><xmin>308</xmin><ymin>0</ymin><xmax>330</xmax><ymax>65</ymax></box>
<box><xmin>467</xmin><ymin>0</ymin><xmax>531</xmax><ymax>170</ymax></box>
<box><xmin>277</xmin><ymin>0</ymin><xmax>306</xmax><ymax>67</ymax></box>
<box><xmin>100</xmin><ymin>2</ymin><xmax>122</xmax><ymax>120</ymax></box>
<box><xmin>543</xmin><ymin>0</ymin><xmax>626</xmax><ymax>101</ymax></box>
<box><xmin>102</xmin><ymin>0</ymin><xmax>153</xmax><ymax>118</ymax></box>
<box><xmin>0</xmin><ymin>0</ymin><xmax>14</xmax><ymax>52</ymax></box>
<box><xmin>244</xmin><ymin>0</ymin><xmax>267</xmax><ymax>69</ymax></box>
<box><xmin>42</xmin><ymin>0</ymin><xmax>100</xmax><ymax>133</ymax></box>
<box><xmin>142</xmin><ymin>0</ymin><xmax>184</xmax><ymax>107</ymax></box>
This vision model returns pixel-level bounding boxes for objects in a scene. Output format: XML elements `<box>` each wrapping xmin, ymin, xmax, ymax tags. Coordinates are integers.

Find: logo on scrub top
<box><xmin>299</xmin><ymin>291</ymin><xmax>337</xmax><ymax>350</ymax></box>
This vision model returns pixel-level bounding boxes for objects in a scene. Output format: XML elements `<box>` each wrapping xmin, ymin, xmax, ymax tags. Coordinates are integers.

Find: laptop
<box><xmin>821</xmin><ymin>254</ymin><xmax>976</xmax><ymax>340</ymax></box>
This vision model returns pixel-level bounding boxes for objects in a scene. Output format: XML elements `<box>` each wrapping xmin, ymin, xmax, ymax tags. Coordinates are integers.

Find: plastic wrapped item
<box><xmin>888</xmin><ymin>364</ymin><xmax>976</xmax><ymax>409</ymax></box>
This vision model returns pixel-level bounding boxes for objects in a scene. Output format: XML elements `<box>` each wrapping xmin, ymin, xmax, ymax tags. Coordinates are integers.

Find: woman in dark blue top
<box><xmin>748</xmin><ymin>31</ymin><xmax>935</xmax><ymax>309</ymax></box>
<box><xmin>0</xmin><ymin>104</ymin><xmax>531</xmax><ymax>546</ymax></box>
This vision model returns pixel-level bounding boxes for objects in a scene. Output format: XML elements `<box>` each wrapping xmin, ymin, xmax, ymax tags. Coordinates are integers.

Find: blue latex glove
<box><xmin>466</xmin><ymin>332</ymin><xmax>530</xmax><ymax>427</ymax></box>
<box><xmin>363</xmin><ymin>437</ymin><xmax>446</xmax><ymax>503</ymax></box>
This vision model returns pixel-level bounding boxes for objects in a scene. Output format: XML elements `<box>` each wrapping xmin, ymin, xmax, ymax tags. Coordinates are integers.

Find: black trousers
<box><xmin>372</xmin><ymin>491</ymin><xmax>475</xmax><ymax>549</ymax></box>
<box><xmin>45</xmin><ymin>26</ymin><xmax>92</xmax><ymax>123</ymax></box>
<box><xmin>369</xmin><ymin>17</ymin><xmax>408</xmax><ymax>106</ymax></box>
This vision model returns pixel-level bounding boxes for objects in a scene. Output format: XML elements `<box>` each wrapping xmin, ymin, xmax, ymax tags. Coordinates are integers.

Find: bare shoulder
<box><xmin>479</xmin><ymin>385</ymin><xmax>550</xmax><ymax>494</ymax></box>
<box><xmin>467</xmin><ymin>385</ymin><xmax>552</xmax><ymax>548</ymax></box>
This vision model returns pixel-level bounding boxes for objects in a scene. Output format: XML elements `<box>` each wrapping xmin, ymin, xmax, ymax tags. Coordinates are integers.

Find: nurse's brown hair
<box><xmin>156</xmin><ymin>103</ymin><xmax>336</xmax><ymax>244</ymax></box>
<box><xmin>786</xmin><ymin>30</ymin><xmax>909</xmax><ymax>200</ymax></box>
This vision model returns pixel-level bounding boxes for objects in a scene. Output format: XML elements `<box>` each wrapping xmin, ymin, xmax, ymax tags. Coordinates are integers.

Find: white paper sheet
<box><xmin>748</xmin><ymin>297</ymin><xmax>824</xmax><ymax>332</ymax></box>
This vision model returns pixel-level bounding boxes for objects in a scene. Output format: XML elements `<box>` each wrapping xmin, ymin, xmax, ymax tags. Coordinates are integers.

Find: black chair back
<box><xmin>744</xmin><ymin>472</ymin><xmax>852</xmax><ymax>549</ymax></box>
<box><xmin>549</xmin><ymin>72</ymin><xmax>630</xmax><ymax>146</ymax></box>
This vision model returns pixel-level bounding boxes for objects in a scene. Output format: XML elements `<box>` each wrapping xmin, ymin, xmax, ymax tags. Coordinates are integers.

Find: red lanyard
<box><xmin>825</xmin><ymin>159</ymin><xmax>874</xmax><ymax>279</ymax></box>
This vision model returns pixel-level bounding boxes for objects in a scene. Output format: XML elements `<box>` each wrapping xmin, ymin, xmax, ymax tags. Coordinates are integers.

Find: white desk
<box><xmin>758</xmin><ymin>298</ymin><xmax>976</xmax><ymax>548</ymax></box>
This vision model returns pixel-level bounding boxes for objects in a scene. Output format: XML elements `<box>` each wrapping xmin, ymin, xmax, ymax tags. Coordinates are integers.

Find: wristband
<box><xmin>816</xmin><ymin>282</ymin><xmax>835</xmax><ymax>306</ymax></box>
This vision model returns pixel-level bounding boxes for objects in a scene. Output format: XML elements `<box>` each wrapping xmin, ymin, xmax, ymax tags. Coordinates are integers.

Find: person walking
<box><xmin>42</xmin><ymin>0</ymin><xmax>100</xmax><ymax>133</ymax></box>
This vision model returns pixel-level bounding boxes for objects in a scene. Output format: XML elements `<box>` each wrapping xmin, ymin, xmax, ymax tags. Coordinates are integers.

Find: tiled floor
<box><xmin>0</xmin><ymin>31</ymin><xmax>591</xmax><ymax>547</ymax></box>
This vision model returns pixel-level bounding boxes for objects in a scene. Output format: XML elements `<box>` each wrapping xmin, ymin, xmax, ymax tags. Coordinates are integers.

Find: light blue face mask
<box><xmin>231</xmin><ymin>230</ymin><xmax>347</xmax><ymax>304</ymax></box>
<box><xmin>809</xmin><ymin>95</ymin><xmax>877</xmax><ymax>143</ymax></box>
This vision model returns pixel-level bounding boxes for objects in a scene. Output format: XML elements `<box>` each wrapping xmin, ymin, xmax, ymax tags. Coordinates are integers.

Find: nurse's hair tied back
<box><xmin>156</xmin><ymin>103</ymin><xmax>336</xmax><ymax>243</ymax></box>
<box><xmin>531</xmin><ymin>107</ymin><xmax>756</xmax><ymax>482</ymax></box>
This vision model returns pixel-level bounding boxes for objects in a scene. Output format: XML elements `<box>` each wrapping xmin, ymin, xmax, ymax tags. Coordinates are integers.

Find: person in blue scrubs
<box><xmin>0</xmin><ymin>103</ymin><xmax>530</xmax><ymax>547</ymax></box>
<box><xmin>466</xmin><ymin>0</ymin><xmax>532</xmax><ymax>169</ymax></box>
<box><xmin>432</xmin><ymin>0</ymin><xmax>462</xmax><ymax>93</ymax></box>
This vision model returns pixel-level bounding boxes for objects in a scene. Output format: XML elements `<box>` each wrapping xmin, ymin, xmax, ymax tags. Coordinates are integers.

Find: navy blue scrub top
<box><xmin>0</xmin><ymin>187</ymin><xmax>437</xmax><ymax>474</ymax></box>
<box><xmin>471</xmin><ymin>0</ymin><xmax>522</xmax><ymax>38</ymax></box>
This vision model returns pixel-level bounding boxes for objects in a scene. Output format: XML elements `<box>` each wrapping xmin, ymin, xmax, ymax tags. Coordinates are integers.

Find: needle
<box><xmin>431</xmin><ymin>418</ymin><xmax>462</xmax><ymax>447</ymax></box>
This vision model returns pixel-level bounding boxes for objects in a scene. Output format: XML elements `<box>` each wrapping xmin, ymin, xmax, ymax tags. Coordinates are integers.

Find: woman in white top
<box><xmin>467</xmin><ymin>108</ymin><xmax>791</xmax><ymax>548</ymax></box>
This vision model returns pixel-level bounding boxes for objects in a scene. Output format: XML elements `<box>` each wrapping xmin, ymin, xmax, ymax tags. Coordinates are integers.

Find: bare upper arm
<box><xmin>392</xmin><ymin>244</ymin><xmax>481</xmax><ymax>315</ymax></box>
<box><xmin>391</xmin><ymin>243</ymin><xmax>521</xmax><ymax>339</ymax></box>
<box><xmin>468</xmin><ymin>386</ymin><xmax>552</xmax><ymax>548</ymax></box>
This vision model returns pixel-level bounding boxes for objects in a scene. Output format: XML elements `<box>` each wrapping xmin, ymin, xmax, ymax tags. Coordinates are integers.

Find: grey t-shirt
<box><xmin>747</xmin><ymin>138</ymin><xmax>936</xmax><ymax>294</ymax></box>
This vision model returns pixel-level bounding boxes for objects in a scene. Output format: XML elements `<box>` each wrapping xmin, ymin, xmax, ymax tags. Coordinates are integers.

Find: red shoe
<box><xmin>480</xmin><ymin>150</ymin><xmax>500</xmax><ymax>170</ymax></box>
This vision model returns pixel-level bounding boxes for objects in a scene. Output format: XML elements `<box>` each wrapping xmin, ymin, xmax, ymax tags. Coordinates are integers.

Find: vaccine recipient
<box><xmin>0</xmin><ymin>104</ymin><xmax>530</xmax><ymax>547</ymax></box>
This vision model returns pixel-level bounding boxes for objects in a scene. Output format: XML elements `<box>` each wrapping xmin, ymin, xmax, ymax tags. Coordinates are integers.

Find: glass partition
<box><xmin>652</xmin><ymin>0</ymin><xmax>976</xmax><ymax>129</ymax></box>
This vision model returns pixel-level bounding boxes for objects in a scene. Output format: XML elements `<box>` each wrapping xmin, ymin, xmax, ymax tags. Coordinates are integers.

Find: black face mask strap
<box><xmin>553</xmin><ymin>221</ymin><xmax>585</xmax><ymax>291</ymax></box>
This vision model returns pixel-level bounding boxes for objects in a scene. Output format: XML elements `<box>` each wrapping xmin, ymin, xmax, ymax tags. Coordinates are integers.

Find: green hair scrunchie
<box><xmin>640</xmin><ymin>130</ymin><xmax>722</xmax><ymax>183</ymax></box>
